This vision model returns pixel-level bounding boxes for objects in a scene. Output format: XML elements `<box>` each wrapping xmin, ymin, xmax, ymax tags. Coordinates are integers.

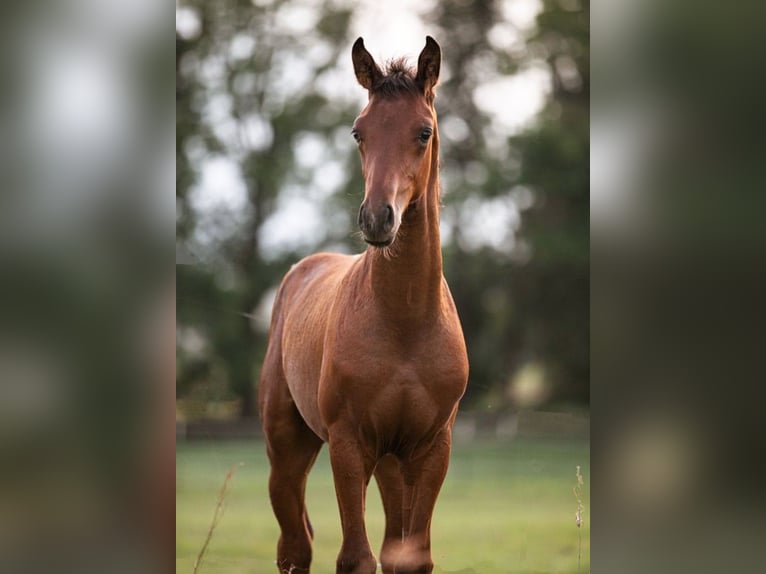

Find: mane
<box><xmin>371</xmin><ymin>58</ymin><xmax>421</xmax><ymax>98</ymax></box>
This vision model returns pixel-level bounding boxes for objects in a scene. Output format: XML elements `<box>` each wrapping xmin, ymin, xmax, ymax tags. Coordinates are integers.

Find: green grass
<box><xmin>177</xmin><ymin>437</ymin><xmax>589</xmax><ymax>573</ymax></box>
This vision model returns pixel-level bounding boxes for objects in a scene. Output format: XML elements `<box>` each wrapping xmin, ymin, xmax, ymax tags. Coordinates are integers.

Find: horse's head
<box><xmin>351</xmin><ymin>37</ymin><xmax>441</xmax><ymax>248</ymax></box>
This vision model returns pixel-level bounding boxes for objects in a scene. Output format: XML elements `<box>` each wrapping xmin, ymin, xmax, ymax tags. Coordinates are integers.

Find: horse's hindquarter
<box><xmin>270</xmin><ymin>253</ymin><xmax>358</xmax><ymax>441</ymax></box>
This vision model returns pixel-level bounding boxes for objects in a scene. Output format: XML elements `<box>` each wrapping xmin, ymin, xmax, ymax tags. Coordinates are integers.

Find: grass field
<box><xmin>177</xmin><ymin>436</ymin><xmax>589</xmax><ymax>574</ymax></box>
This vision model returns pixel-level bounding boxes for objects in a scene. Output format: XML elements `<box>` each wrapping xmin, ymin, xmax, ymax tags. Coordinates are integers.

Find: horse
<box><xmin>258</xmin><ymin>36</ymin><xmax>469</xmax><ymax>574</ymax></box>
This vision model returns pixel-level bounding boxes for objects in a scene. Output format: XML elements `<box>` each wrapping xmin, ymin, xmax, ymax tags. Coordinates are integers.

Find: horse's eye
<box><xmin>418</xmin><ymin>128</ymin><xmax>433</xmax><ymax>143</ymax></box>
<box><xmin>351</xmin><ymin>129</ymin><xmax>362</xmax><ymax>144</ymax></box>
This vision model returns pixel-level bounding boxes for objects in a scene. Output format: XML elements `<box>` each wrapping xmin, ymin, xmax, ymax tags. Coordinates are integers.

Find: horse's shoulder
<box><xmin>278</xmin><ymin>252</ymin><xmax>359</xmax><ymax>310</ymax></box>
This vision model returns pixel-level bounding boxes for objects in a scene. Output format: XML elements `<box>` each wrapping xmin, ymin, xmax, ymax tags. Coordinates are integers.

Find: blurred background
<box><xmin>3</xmin><ymin>0</ymin><xmax>763</xmax><ymax>571</ymax></box>
<box><xmin>176</xmin><ymin>0</ymin><xmax>589</xmax><ymax>572</ymax></box>
<box><xmin>176</xmin><ymin>0</ymin><xmax>589</xmax><ymax>426</ymax></box>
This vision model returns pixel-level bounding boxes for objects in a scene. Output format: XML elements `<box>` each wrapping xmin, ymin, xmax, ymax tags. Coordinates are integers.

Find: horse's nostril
<box><xmin>358</xmin><ymin>201</ymin><xmax>395</xmax><ymax>240</ymax></box>
<box><xmin>385</xmin><ymin>204</ymin><xmax>394</xmax><ymax>228</ymax></box>
<box><xmin>358</xmin><ymin>205</ymin><xmax>365</xmax><ymax>228</ymax></box>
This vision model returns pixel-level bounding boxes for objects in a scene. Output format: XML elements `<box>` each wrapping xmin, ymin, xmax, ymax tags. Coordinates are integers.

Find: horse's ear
<box><xmin>416</xmin><ymin>36</ymin><xmax>441</xmax><ymax>97</ymax></box>
<box><xmin>352</xmin><ymin>37</ymin><xmax>382</xmax><ymax>91</ymax></box>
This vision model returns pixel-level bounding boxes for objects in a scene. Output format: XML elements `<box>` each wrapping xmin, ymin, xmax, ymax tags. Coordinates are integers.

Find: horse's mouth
<box><xmin>364</xmin><ymin>237</ymin><xmax>394</xmax><ymax>248</ymax></box>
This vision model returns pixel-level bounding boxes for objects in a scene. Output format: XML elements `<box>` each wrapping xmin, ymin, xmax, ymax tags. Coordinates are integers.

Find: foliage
<box><xmin>176</xmin><ymin>0</ymin><xmax>589</xmax><ymax>417</ymax></box>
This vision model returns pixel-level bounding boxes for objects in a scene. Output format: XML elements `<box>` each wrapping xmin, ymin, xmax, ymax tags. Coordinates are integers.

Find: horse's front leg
<box><xmin>397</xmin><ymin>427</ymin><xmax>453</xmax><ymax>574</ymax></box>
<box><xmin>374</xmin><ymin>454</ymin><xmax>405</xmax><ymax>573</ymax></box>
<box><xmin>328</xmin><ymin>428</ymin><xmax>378</xmax><ymax>574</ymax></box>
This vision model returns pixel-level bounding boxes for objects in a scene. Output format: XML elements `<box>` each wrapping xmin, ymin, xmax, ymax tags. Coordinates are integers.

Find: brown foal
<box><xmin>258</xmin><ymin>36</ymin><xmax>469</xmax><ymax>574</ymax></box>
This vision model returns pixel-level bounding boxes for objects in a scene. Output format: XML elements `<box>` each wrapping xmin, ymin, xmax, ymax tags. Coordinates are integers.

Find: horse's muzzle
<box><xmin>358</xmin><ymin>202</ymin><xmax>396</xmax><ymax>247</ymax></box>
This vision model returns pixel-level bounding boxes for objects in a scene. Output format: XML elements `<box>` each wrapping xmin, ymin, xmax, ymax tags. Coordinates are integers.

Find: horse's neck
<box><xmin>365</xmin><ymin>175</ymin><xmax>443</xmax><ymax>320</ymax></box>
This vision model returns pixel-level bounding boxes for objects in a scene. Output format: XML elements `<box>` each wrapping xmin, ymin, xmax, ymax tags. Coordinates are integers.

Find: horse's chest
<box><xmin>331</xmin><ymin>322</ymin><xmax>463</xmax><ymax>386</ymax></box>
<box><xmin>320</xmin><ymin>326</ymin><xmax>467</xmax><ymax>440</ymax></box>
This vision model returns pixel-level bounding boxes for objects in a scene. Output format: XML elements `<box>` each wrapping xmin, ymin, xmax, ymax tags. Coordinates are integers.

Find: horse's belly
<box><xmin>275</xmin><ymin>253</ymin><xmax>358</xmax><ymax>442</ymax></box>
<box><xmin>282</xmin><ymin>340</ymin><xmax>329</xmax><ymax>441</ymax></box>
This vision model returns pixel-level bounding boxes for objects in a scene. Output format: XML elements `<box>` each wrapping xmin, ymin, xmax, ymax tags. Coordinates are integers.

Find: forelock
<box><xmin>370</xmin><ymin>58</ymin><xmax>421</xmax><ymax>98</ymax></box>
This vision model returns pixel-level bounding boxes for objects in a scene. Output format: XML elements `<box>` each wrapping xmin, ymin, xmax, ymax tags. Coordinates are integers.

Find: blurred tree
<box><xmin>509</xmin><ymin>0</ymin><xmax>589</xmax><ymax>404</ymax></box>
<box><xmin>175</xmin><ymin>0</ymin><xmax>589</xmax><ymax>419</ymax></box>
<box><xmin>425</xmin><ymin>0</ymin><xmax>517</xmax><ymax>409</ymax></box>
<box><xmin>427</xmin><ymin>0</ymin><xmax>589</xmax><ymax>408</ymax></box>
<box><xmin>176</xmin><ymin>0</ymin><xmax>359</xmax><ymax>417</ymax></box>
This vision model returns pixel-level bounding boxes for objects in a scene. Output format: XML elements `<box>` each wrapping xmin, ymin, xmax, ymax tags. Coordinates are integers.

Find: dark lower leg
<box><xmin>329</xmin><ymin>435</ymin><xmax>377</xmax><ymax>574</ymax></box>
<box><xmin>270</xmin><ymin>470</ymin><xmax>314</xmax><ymax>572</ymax></box>
<box><xmin>374</xmin><ymin>454</ymin><xmax>405</xmax><ymax>573</ymax></box>
<box><xmin>397</xmin><ymin>432</ymin><xmax>452</xmax><ymax>574</ymax></box>
<box><xmin>264</xmin><ymin>408</ymin><xmax>323</xmax><ymax>573</ymax></box>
